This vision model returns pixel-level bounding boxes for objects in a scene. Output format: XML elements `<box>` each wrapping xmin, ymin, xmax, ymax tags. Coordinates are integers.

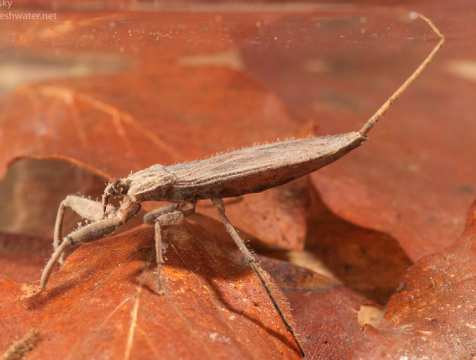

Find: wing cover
<box><xmin>167</xmin><ymin>132</ymin><xmax>363</xmax><ymax>199</ymax></box>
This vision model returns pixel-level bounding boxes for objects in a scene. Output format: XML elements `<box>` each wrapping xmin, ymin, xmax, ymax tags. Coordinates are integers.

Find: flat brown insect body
<box><xmin>115</xmin><ymin>131</ymin><xmax>363</xmax><ymax>202</ymax></box>
<box><xmin>165</xmin><ymin>132</ymin><xmax>363</xmax><ymax>201</ymax></box>
<box><xmin>37</xmin><ymin>13</ymin><xmax>444</xmax><ymax>358</ymax></box>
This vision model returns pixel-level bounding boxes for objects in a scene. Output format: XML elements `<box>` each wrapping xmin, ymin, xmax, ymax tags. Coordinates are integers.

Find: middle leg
<box><xmin>143</xmin><ymin>202</ymin><xmax>195</xmax><ymax>294</ymax></box>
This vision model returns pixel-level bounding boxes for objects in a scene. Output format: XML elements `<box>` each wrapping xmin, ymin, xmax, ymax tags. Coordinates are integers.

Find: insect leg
<box><xmin>40</xmin><ymin>202</ymin><xmax>140</xmax><ymax>290</ymax></box>
<box><xmin>143</xmin><ymin>201</ymin><xmax>196</xmax><ymax>224</ymax></box>
<box><xmin>143</xmin><ymin>203</ymin><xmax>179</xmax><ymax>224</ymax></box>
<box><xmin>154</xmin><ymin>221</ymin><xmax>164</xmax><ymax>294</ymax></box>
<box><xmin>53</xmin><ymin>195</ymin><xmax>107</xmax><ymax>264</ymax></box>
<box><xmin>211</xmin><ymin>198</ymin><xmax>305</xmax><ymax>357</ymax></box>
<box><xmin>143</xmin><ymin>204</ymin><xmax>195</xmax><ymax>294</ymax></box>
<box><xmin>152</xmin><ymin>211</ymin><xmax>184</xmax><ymax>294</ymax></box>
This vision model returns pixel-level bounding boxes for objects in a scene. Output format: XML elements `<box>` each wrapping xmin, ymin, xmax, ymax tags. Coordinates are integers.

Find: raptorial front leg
<box><xmin>40</xmin><ymin>201</ymin><xmax>140</xmax><ymax>290</ymax></box>
<box><xmin>211</xmin><ymin>198</ymin><xmax>305</xmax><ymax>357</ymax></box>
<box><xmin>53</xmin><ymin>195</ymin><xmax>109</xmax><ymax>263</ymax></box>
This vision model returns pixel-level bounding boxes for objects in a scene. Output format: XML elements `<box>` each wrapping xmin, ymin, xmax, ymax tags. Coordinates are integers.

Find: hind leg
<box><xmin>211</xmin><ymin>197</ymin><xmax>305</xmax><ymax>357</ymax></box>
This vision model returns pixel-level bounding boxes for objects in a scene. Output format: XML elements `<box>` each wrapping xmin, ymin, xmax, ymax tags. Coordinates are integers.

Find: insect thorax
<box><xmin>126</xmin><ymin>164</ymin><xmax>177</xmax><ymax>201</ymax></box>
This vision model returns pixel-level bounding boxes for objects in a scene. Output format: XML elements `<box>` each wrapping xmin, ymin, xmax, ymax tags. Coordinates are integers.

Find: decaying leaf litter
<box><xmin>0</xmin><ymin>2</ymin><xmax>472</xmax><ymax>358</ymax></box>
<box><xmin>31</xmin><ymin>12</ymin><xmax>443</xmax><ymax>358</ymax></box>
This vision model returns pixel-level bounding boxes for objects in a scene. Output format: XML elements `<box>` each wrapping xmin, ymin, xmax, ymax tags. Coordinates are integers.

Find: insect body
<box><xmin>38</xmin><ymin>13</ymin><xmax>443</xmax><ymax>357</ymax></box>
<box><xmin>110</xmin><ymin>131</ymin><xmax>363</xmax><ymax>203</ymax></box>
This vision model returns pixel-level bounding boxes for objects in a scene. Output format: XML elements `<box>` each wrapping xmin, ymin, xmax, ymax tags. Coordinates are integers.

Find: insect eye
<box><xmin>114</xmin><ymin>181</ymin><xmax>129</xmax><ymax>195</ymax></box>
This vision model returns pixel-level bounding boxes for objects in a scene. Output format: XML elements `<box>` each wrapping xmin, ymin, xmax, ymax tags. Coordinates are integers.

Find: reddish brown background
<box><xmin>0</xmin><ymin>1</ymin><xmax>475</xmax><ymax>359</ymax></box>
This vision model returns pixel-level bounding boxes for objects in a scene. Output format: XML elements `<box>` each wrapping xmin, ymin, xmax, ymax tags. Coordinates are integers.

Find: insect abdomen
<box><xmin>167</xmin><ymin>131</ymin><xmax>364</xmax><ymax>200</ymax></box>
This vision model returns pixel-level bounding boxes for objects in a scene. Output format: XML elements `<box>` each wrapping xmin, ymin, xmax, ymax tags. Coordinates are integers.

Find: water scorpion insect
<box><xmin>38</xmin><ymin>13</ymin><xmax>444</xmax><ymax>357</ymax></box>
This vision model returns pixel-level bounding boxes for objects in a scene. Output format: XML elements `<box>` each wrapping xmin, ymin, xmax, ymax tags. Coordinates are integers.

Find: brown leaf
<box><xmin>259</xmin><ymin>200</ymin><xmax>476</xmax><ymax>359</ymax></box>
<box><xmin>236</xmin><ymin>4</ymin><xmax>476</xmax><ymax>259</ymax></box>
<box><xmin>305</xmin><ymin>187</ymin><xmax>412</xmax><ymax>305</ymax></box>
<box><xmin>263</xmin><ymin>257</ymin><xmax>374</xmax><ymax>359</ymax></box>
<box><xmin>1</xmin><ymin>216</ymin><xmax>304</xmax><ymax>359</ymax></box>
<box><xmin>0</xmin><ymin>9</ymin><xmax>317</xmax><ymax>250</ymax></box>
<box><xmin>1</xmin><ymin>2</ymin><xmax>475</xmax><ymax>359</ymax></box>
<box><xmin>352</xmin><ymin>201</ymin><xmax>476</xmax><ymax>359</ymax></box>
<box><xmin>0</xmin><ymin>232</ymin><xmax>49</xmax><ymax>283</ymax></box>
<box><xmin>0</xmin><ymin>158</ymin><xmax>107</xmax><ymax>238</ymax></box>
